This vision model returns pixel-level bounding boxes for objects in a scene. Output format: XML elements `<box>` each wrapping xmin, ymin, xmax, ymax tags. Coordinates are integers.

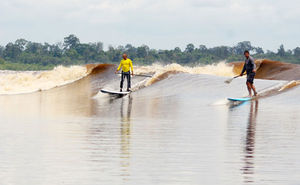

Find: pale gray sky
<box><xmin>0</xmin><ymin>0</ymin><xmax>299</xmax><ymax>51</ymax></box>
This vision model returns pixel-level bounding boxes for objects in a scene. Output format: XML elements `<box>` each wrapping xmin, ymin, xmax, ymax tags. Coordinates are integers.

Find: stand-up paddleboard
<box><xmin>227</xmin><ymin>97</ymin><xmax>252</xmax><ymax>102</ymax></box>
<box><xmin>100</xmin><ymin>89</ymin><xmax>130</xmax><ymax>96</ymax></box>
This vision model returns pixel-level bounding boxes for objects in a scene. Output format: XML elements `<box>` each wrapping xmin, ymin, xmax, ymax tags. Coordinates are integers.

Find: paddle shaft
<box><xmin>231</xmin><ymin>73</ymin><xmax>245</xmax><ymax>81</ymax></box>
<box><xmin>117</xmin><ymin>73</ymin><xmax>152</xmax><ymax>78</ymax></box>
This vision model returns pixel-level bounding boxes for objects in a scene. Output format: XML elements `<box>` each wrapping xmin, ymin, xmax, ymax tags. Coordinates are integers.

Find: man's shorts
<box><xmin>247</xmin><ymin>72</ymin><xmax>256</xmax><ymax>84</ymax></box>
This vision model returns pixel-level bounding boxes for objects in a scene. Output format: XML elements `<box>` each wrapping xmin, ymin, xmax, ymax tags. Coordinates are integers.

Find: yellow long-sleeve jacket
<box><xmin>117</xmin><ymin>58</ymin><xmax>133</xmax><ymax>72</ymax></box>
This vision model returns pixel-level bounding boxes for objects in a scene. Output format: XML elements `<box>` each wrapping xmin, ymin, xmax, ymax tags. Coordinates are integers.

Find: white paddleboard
<box><xmin>100</xmin><ymin>89</ymin><xmax>130</xmax><ymax>95</ymax></box>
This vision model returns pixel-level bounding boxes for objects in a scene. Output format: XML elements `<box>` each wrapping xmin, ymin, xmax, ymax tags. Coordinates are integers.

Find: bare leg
<box><xmin>246</xmin><ymin>82</ymin><xmax>252</xmax><ymax>97</ymax></box>
<box><xmin>250</xmin><ymin>83</ymin><xmax>257</xmax><ymax>96</ymax></box>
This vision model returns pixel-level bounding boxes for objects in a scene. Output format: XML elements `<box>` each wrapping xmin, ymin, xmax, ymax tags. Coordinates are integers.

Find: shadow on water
<box><xmin>120</xmin><ymin>96</ymin><xmax>133</xmax><ymax>182</ymax></box>
<box><xmin>242</xmin><ymin>100</ymin><xmax>259</xmax><ymax>183</ymax></box>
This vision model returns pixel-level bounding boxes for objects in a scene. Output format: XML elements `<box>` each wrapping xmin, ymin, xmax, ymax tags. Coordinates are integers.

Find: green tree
<box><xmin>64</xmin><ymin>34</ymin><xmax>80</xmax><ymax>50</ymax></box>
<box><xmin>65</xmin><ymin>49</ymin><xmax>79</xmax><ymax>59</ymax></box>
<box><xmin>15</xmin><ymin>39</ymin><xmax>28</xmax><ymax>51</ymax></box>
<box><xmin>174</xmin><ymin>47</ymin><xmax>181</xmax><ymax>53</ymax></box>
<box><xmin>125</xmin><ymin>44</ymin><xmax>137</xmax><ymax>58</ymax></box>
<box><xmin>294</xmin><ymin>47</ymin><xmax>300</xmax><ymax>57</ymax></box>
<box><xmin>277</xmin><ymin>44</ymin><xmax>285</xmax><ymax>57</ymax></box>
<box><xmin>255</xmin><ymin>47</ymin><xmax>264</xmax><ymax>54</ymax></box>
<box><xmin>233</xmin><ymin>41</ymin><xmax>253</xmax><ymax>54</ymax></box>
<box><xmin>185</xmin><ymin>43</ymin><xmax>195</xmax><ymax>53</ymax></box>
<box><xmin>49</xmin><ymin>44</ymin><xmax>63</xmax><ymax>57</ymax></box>
<box><xmin>199</xmin><ymin>45</ymin><xmax>207</xmax><ymax>52</ymax></box>
<box><xmin>0</xmin><ymin>46</ymin><xmax>4</xmax><ymax>56</ymax></box>
<box><xmin>25</xmin><ymin>42</ymin><xmax>44</xmax><ymax>54</ymax></box>
<box><xmin>4</xmin><ymin>43</ymin><xmax>22</xmax><ymax>59</ymax></box>
<box><xmin>75</xmin><ymin>43</ymin><xmax>97</xmax><ymax>62</ymax></box>
<box><xmin>2</xmin><ymin>35</ymin><xmax>300</xmax><ymax>70</ymax></box>
<box><xmin>0</xmin><ymin>57</ymin><xmax>5</xmax><ymax>64</ymax></box>
<box><xmin>210</xmin><ymin>46</ymin><xmax>230</xmax><ymax>58</ymax></box>
<box><xmin>93</xmin><ymin>42</ymin><xmax>104</xmax><ymax>53</ymax></box>
<box><xmin>137</xmin><ymin>45</ymin><xmax>149</xmax><ymax>58</ymax></box>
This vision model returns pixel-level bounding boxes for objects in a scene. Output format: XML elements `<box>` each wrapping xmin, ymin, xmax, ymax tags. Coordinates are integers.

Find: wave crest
<box><xmin>0</xmin><ymin>66</ymin><xmax>88</xmax><ymax>95</ymax></box>
<box><xmin>135</xmin><ymin>62</ymin><xmax>234</xmax><ymax>86</ymax></box>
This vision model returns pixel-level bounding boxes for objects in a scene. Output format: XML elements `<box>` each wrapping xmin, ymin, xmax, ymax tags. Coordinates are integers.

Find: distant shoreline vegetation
<box><xmin>1</xmin><ymin>34</ymin><xmax>300</xmax><ymax>71</ymax></box>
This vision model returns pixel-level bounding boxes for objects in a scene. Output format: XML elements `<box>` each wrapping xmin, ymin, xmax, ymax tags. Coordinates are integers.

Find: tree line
<box><xmin>0</xmin><ymin>34</ymin><xmax>300</xmax><ymax>70</ymax></box>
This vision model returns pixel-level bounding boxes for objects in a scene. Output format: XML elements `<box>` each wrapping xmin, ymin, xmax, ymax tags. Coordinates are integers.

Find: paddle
<box><xmin>224</xmin><ymin>75</ymin><xmax>240</xmax><ymax>84</ymax></box>
<box><xmin>117</xmin><ymin>73</ymin><xmax>152</xmax><ymax>78</ymax></box>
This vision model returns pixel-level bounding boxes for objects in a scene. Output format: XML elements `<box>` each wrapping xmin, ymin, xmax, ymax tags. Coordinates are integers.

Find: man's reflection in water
<box><xmin>120</xmin><ymin>96</ymin><xmax>133</xmax><ymax>181</ymax></box>
<box><xmin>242</xmin><ymin>100</ymin><xmax>258</xmax><ymax>183</ymax></box>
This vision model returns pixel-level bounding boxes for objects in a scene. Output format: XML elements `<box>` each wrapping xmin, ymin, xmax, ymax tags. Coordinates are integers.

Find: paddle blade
<box><xmin>225</xmin><ymin>75</ymin><xmax>240</xmax><ymax>84</ymax></box>
<box><xmin>225</xmin><ymin>78</ymin><xmax>234</xmax><ymax>84</ymax></box>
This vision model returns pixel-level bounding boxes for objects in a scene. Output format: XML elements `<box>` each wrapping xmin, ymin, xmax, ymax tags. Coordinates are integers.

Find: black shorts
<box><xmin>247</xmin><ymin>72</ymin><xmax>256</xmax><ymax>84</ymax></box>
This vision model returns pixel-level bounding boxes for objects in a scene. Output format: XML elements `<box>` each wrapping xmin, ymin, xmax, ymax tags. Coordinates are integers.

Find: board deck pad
<box><xmin>100</xmin><ymin>89</ymin><xmax>130</xmax><ymax>95</ymax></box>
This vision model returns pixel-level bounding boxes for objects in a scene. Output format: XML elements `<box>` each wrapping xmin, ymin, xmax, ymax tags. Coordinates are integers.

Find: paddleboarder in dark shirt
<box><xmin>240</xmin><ymin>50</ymin><xmax>257</xmax><ymax>97</ymax></box>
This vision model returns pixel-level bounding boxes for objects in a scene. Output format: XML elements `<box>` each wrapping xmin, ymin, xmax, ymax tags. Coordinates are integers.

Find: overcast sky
<box><xmin>0</xmin><ymin>0</ymin><xmax>299</xmax><ymax>51</ymax></box>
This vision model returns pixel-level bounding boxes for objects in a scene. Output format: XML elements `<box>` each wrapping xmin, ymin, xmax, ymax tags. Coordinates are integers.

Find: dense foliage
<box><xmin>1</xmin><ymin>34</ymin><xmax>300</xmax><ymax>70</ymax></box>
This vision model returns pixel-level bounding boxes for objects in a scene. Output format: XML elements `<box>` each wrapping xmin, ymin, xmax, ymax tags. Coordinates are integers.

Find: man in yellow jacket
<box><xmin>115</xmin><ymin>53</ymin><xmax>134</xmax><ymax>92</ymax></box>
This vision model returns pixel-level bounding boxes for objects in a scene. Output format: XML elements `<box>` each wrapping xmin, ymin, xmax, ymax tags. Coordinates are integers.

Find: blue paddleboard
<box><xmin>227</xmin><ymin>97</ymin><xmax>252</xmax><ymax>102</ymax></box>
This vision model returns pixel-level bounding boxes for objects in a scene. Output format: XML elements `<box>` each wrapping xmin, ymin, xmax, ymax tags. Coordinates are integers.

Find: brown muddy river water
<box><xmin>0</xmin><ymin>62</ymin><xmax>300</xmax><ymax>185</ymax></box>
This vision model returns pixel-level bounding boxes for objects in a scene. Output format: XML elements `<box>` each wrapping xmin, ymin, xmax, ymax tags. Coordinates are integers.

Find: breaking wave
<box><xmin>1</xmin><ymin>60</ymin><xmax>300</xmax><ymax>95</ymax></box>
<box><xmin>135</xmin><ymin>62</ymin><xmax>234</xmax><ymax>86</ymax></box>
<box><xmin>0</xmin><ymin>66</ymin><xmax>88</xmax><ymax>95</ymax></box>
<box><xmin>231</xmin><ymin>59</ymin><xmax>300</xmax><ymax>81</ymax></box>
<box><xmin>0</xmin><ymin>62</ymin><xmax>234</xmax><ymax>95</ymax></box>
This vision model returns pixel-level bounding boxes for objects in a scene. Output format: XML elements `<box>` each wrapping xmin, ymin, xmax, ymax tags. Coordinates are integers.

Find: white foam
<box><xmin>134</xmin><ymin>62</ymin><xmax>234</xmax><ymax>86</ymax></box>
<box><xmin>0</xmin><ymin>66</ymin><xmax>87</xmax><ymax>95</ymax></box>
<box><xmin>135</xmin><ymin>62</ymin><xmax>234</xmax><ymax>76</ymax></box>
<box><xmin>211</xmin><ymin>99</ymin><xmax>230</xmax><ymax>106</ymax></box>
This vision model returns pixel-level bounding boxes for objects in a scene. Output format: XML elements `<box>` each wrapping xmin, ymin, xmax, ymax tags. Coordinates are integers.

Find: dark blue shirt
<box><xmin>241</xmin><ymin>56</ymin><xmax>256</xmax><ymax>75</ymax></box>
